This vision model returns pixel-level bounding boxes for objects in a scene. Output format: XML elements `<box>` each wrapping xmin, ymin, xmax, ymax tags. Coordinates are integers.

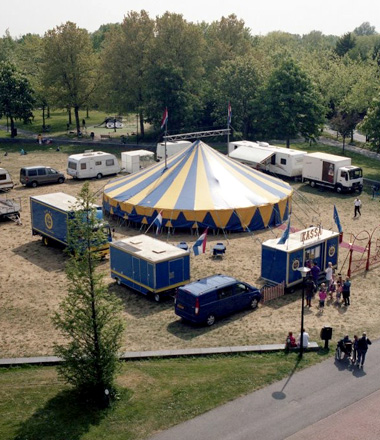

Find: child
<box><xmin>328</xmin><ymin>280</ymin><xmax>336</xmax><ymax>300</ymax></box>
<box><xmin>318</xmin><ymin>283</ymin><xmax>327</xmax><ymax>313</ymax></box>
<box><xmin>285</xmin><ymin>332</ymin><xmax>297</xmax><ymax>350</ymax></box>
<box><xmin>336</xmin><ymin>281</ymin><xmax>342</xmax><ymax>305</ymax></box>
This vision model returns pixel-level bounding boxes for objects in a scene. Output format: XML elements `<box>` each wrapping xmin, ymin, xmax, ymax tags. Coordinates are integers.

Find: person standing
<box><xmin>325</xmin><ymin>262</ymin><xmax>334</xmax><ymax>289</ymax></box>
<box><xmin>354</xmin><ymin>197</ymin><xmax>362</xmax><ymax>217</ymax></box>
<box><xmin>352</xmin><ymin>334</ymin><xmax>359</xmax><ymax>364</ymax></box>
<box><xmin>305</xmin><ymin>275</ymin><xmax>315</xmax><ymax>307</ymax></box>
<box><xmin>357</xmin><ymin>332</ymin><xmax>372</xmax><ymax>367</ymax></box>
<box><xmin>310</xmin><ymin>261</ymin><xmax>320</xmax><ymax>287</ymax></box>
<box><xmin>342</xmin><ymin>277</ymin><xmax>351</xmax><ymax>306</ymax></box>
<box><xmin>318</xmin><ymin>283</ymin><xmax>327</xmax><ymax>313</ymax></box>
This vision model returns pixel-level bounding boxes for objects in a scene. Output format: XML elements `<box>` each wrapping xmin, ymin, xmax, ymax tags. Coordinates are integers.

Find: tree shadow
<box><xmin>14</xmin><ymin>389</ymin><xmax>109</xmax><ymax>440</ymax></box>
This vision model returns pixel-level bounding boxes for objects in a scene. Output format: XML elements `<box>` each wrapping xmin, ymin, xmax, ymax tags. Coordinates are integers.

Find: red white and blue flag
<box><xmin>153</xmin><ymin>210</ymin><xmax>163</xmax><ymax>234</ymax></box>
<box><xmin>277</xmin><ymin>217</ymin><xmax>290</xmax><ymax>245</ymax></box>
<box><xmin>227</xmin><ymin>102</ymin><xmax>232</xmax><ymax>126</ymax></box>
<box><xmin>160</xmin><ymin>107</ymin><xmax>168</xmax><ymax>130</ymax></box>
<box><xmin>192</xmin><ymin>228</ymin><xmax>208</xmax><ymax>256</ymax></box>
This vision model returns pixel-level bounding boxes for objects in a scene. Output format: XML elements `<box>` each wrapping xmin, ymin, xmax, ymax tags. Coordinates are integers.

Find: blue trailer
<box><xmin>30</xmin><ymin>192</ymin><xmax>111</xmax><ymax>257</ymax></box>
<box><xmin>261</xmin><ymin>226</ymin><xmax>340</xmax><ymax>288</ymax></box>
<box><xmin>110</xmin><ymin>234</ymin><xmax>190</xmax><ymax>302</ymax></box>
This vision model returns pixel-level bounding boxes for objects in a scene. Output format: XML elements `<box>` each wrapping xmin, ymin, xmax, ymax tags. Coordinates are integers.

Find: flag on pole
<box><xmin>333</xmin><ymin>205</ymin><xmax>342</xmax><ymax>233</ymax></box>
<box><xmin>277</xmin><ymin>217</ymin><xmax>290</xmax><ymax>245</ymax></box>
<box><xmin>192</xmin><ymin>228</ymin><xmax>208</xmax><ymax>256</ymax></box>
<box><xmin>227</xmin><ymin>102</ymin><xmax>232</xmax><ymax>126</ymax></box>
<box><xmin>153</xmin><ymin>210</ymin><xmax>163</xmax><ymax>234</ymax></box>
<box><xmin>160</xmin><ymin>107</ymin><xmax>168</xmax><ymax>130</ymax></box>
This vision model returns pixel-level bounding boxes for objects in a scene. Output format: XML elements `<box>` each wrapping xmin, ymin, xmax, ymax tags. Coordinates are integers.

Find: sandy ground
<box><xmin>0</xmin><ymin>148</ymin><xmax>379</xmax><ymax>358</ymax></box>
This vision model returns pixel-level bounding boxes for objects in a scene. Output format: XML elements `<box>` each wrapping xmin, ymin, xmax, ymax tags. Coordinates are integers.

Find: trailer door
<box><xmin>169</xmin><ymin>258</ymin><xmax>184</xmax><ymax>285</ymax></box>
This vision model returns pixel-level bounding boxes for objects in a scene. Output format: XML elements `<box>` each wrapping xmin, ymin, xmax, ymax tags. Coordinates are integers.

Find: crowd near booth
<box><xmin>103</xmin><ymin>140</ymin><xmax>293</xmax><ymax>232</ymax></box>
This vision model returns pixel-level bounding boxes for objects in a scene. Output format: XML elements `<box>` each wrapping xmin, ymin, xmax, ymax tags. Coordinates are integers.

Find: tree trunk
<box><xmin>74</xmin><ymin>106</ymin><xmax>80</xmax><ymax>135</ymax></box>
<box><xmin>286</xmin><ymin>138</ymin><xmax>290</xmax><ymax>148</ymax></box>
<box><xmin>139</xmin><ymin>110</ymin><xmax>144</xmax><ymax>138</ymax></box>
<box><xmin>350</xmin><ymin>130</ymin><xmax>354</xmax><ymax>143</ymax></box>
<box><xmin>67</xmin><ymin>107</ymin><xmax>72</xmax><ymax>125</ymax></box>
<box><xmin>86</xmin><ymin>106</ymin><xmax>89</xmax><ymax>118</ymax></box>
<box><xmin>342</xmin><ymin>136</ymin><xmax>346</xmax><ymax>154</ymax></box>
<box><xmin>42</xmin><ymin>105</ymin><xmax>46</xmax><ymax>129</ymax></box>
<box><xmin>10</xmin><ymin>117</ymin><xmax>15</xmax><ymax>138</ymax></box>
<box><xmin>47</xmin><ymin>106</ymin><xmax>50</xmax><ymax>118</ymax></box>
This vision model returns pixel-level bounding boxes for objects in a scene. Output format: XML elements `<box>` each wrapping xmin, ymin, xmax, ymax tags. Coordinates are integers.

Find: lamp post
<box><xmin>298</xmin><ymin>266</ymin><xmax>311</xmax><ymax>359</ymax></box>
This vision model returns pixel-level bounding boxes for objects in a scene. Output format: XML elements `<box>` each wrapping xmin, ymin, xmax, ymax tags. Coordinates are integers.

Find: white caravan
<box><xmin>0</xmin><ymin>168</ymin><xmax>14</xmax><ymax>191</ymax></box>
<box><xmin>228</xmin><ymin>140</ymin><xmax>307</xmax><ymax>178</ymax></box>
<box><xmin>67</xmin><ymin>151</ymin><xmax>120</xmax><ymax>179</ymax></box>
<box><xmin>156</xmin><ymin>140</ymin><xmax>192</xmax><ymax>161</ymax></box>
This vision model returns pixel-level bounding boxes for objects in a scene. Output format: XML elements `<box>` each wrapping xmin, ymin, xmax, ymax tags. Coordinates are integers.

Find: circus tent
<box><xmin>102</xmin><ymin>140</ymin><xmax>293</xmax><ymax>232</ymax></box>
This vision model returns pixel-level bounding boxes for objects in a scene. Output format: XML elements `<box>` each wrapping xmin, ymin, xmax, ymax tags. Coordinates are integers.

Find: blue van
<box><xmin>174</xmin><ymin>274</ymin><xmax>262</xmax><ymax>326</ymax></box>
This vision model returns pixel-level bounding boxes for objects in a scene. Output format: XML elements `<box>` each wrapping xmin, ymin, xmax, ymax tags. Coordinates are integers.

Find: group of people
<box><xmin>338</xmin><ymin>332</ymin><xmax>372</xmax><ymax>368</ymax></box>
<box><xmin>304</xmin><ymin>261</ymin><xmax>351</xmax><ymax>312</ymax></box>
<box><xmin>285</xmin><ymin>329</ymin><xmax>309</xmax><ymax>350</ymax></box>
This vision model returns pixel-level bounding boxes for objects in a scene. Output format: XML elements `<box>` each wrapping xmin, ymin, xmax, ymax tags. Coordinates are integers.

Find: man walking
<box><xmin>354</xmin><ymin>197</ymin><xmax>362</xmax><ymax>217</ymax></box>
<box><xmin>342</xmin><ymin>277</ymin><xmax>351</xmax><ymax>306</ymax></box>
<box><xmin>357</xmin><ymin>332</ymin><xmax>371</xmax><ymax>368</ymax></box>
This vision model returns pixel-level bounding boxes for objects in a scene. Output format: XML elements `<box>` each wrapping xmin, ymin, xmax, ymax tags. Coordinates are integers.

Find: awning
<box><xmin>229</xmin><ymin>146</ymin><xmax>274</xmax><ymax>165</ymax></box>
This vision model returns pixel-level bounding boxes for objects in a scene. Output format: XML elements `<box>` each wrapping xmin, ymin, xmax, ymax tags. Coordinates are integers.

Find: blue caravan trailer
<box><xmin>110</xmin><ymin>235</ymin><xmax>190</xmax><ymax>302</ymax></box>
<box><xmin>261</xmin><ymin>226</ymin><xmax>339</xmax><ymax>289</ymax></box>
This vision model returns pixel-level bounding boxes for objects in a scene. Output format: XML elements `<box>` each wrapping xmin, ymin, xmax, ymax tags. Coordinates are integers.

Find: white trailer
<box><xmin>121</xmin><ymin>150</ymin><xmax>155</xmax><ymax>173</ymax></box>
<box><xmin>67</xmin><ymin>151</ymin><xmax>120</xmax><ymax>179</ymax></box>
<box><xmin>156</xmin><ymin>141</ymin><xmax>192</xmax><ymax>161</ymax></box>
<box><xmin>302</xmin><ymin>152</ymin><xmax>363</xmax><ymax>193</ymax></box>
<box><xmin>0</xmin><ymin>168</ymin><xmax>14</xmax><ymax>191</ymax></box>
<box><xmin>228</xmin><ymin>140</ymin><xmax>307</xmax><ymax>178</ymax></box>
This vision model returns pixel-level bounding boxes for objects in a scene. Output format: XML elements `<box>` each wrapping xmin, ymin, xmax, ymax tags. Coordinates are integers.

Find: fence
<box><xmin>261</xmin><ymin>281</ymin><xmax>285</xmax><ymax>303</ymax></box>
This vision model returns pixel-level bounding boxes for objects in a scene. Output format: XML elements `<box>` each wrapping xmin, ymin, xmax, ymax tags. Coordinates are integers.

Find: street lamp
<box><xmin>298</xmin><ymin>266</ymin><xmax>311</xmax><ymax>359</ymax></box>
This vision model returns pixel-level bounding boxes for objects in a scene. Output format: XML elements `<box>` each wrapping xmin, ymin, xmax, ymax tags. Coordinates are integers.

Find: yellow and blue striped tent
<box><xmin>103</xmin><ymin>140</ymin><xmax>293</xmax><ymax>232</ymax></box>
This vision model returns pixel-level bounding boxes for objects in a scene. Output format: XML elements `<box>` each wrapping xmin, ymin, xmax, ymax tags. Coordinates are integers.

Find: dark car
<box><xmin>175</xmin><ymin>274</ymin><xmax>262</xmax><ymax>326</ymax></box>
<box><xmin>20</xmin><ymin>166</ymin><xmax>65</xmax><ymax>188</ymax></box>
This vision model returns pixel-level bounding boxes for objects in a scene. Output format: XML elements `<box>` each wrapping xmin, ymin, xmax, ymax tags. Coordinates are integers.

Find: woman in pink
<box><xmin>318</xmin><ymin>283</ymin><xmax>327</xmax><ymax>313</ymax></box>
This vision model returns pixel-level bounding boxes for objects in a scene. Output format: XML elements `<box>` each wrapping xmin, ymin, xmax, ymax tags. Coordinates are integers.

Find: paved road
<box><xmin>149</xmin><ymin>339</ymin><xmax>380</xmax><ymax>440</ymax></box>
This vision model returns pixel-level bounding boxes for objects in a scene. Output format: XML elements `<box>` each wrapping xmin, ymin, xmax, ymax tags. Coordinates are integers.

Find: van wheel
<box><xmin>250</xmin><ymin>298</ymin><xmax>259</xmax><ymax>310</ymax></box>
<box><xmin>96</xmin><ymin>173</ymin><xmax>103</xmax><ymax>179</ymax></box>
<box><xmin>31</xmin><ymin>181</ymin><xmax>38</xmax><ymax>188</ymax></box>
<box><xmin>310</xmin><ymin>181</ymin><xmax>316</xmax><ymax>188</ymax></box>
<box><xmin>154</xmin><ymin>293</ymin><xmax>161</xmax><ymax>303</ymax></box>
<box><xmin>43</xmin><ymin>237</ymin><xmax>49</xmax><ymax>246</ymax></box>
<box><xmin>206</xmin><ymin>314</ymin><xmax>216</xmax><ymax>326</ymax></box>
<box><xmin>58</xmin><ymin>177</ymin><xmax>64</xmax><ymax>184</ymax></box>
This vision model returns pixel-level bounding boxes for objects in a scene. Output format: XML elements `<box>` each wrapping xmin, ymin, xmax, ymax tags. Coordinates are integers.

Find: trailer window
<box><xmin>106</xmin><ymin>159</ymin><xmax>115</xmax><ymax>166</ymax></box>
<box><xmin>81</xmin><ymin>163</ymin><xmax>87</xmax><ymax>170</ymax></box>
<box><xmin>280</xmin><ymin>158</ymin><xmax>287</xmax><ymax>165</ymax></box>
<box><xmin>95</xmin><ymin>161</ymin><xmax>102</xmax><ymax>166</ymax></box>
<box><xmin>0</xmin><ymin>174</ymin><xmax>6</xmax><ymax>180</ymax></box>
<box><xmin>68</xmin><ymin>161</ymin><xmax>77</xmax><ymax>170</ymax></box>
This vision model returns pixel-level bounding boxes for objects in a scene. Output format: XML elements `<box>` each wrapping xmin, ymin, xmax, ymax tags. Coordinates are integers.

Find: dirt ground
<box><xmin>0</xmin><ymin>148</ymin><xmax>379</xmax><ymax>358</ymax></box>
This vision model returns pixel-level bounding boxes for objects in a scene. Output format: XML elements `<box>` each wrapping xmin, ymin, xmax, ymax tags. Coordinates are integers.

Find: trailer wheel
<box><xmin>154</xmin><ymin>293</ymin><xmax>161</xmax><ymax>303</ymax></box>
<box><xmin>310</xmin><ymin>181</ymin><xmax>316</xmax><ymax>188</ymax></box>
<box><xmin>43</xmin><ymin>237</ymin><xmax>49</xmax><ymax>246</ymax></box>
<box><xmin>206</xmin><ymin>314</ymin><xmax>216</xmax><ymax>326</ymax></box>
<box><xmin>96</xmin><ymin>173</ymin><xmax>103</xmax><ymax>180</ymax></box>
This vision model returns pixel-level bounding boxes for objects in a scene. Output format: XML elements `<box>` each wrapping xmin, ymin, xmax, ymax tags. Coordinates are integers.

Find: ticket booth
<box><xmin>261</xmin><ymin>226</ymin><xmax>339</xmax><ymax>288</ymax></box>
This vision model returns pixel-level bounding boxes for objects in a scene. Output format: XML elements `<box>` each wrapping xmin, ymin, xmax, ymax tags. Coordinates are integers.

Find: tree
<box><xmin>335</xmin><ymin>32</ymin><xmax>356</xmax><ymax>57</ymax></box>
<box><xmin>360</xmin><ymin>95</ymin><xmax>380</xmax><ymax>153</ymax></box>
<box><xmin>330</xmin><ymin>111</ymin><xmax>360</xmax><ymax>153</ymax></box>
<box><xmin>42</xmin><ymin>22</ymin><xmax>99</xmax><ymax>135</ymax></box>
<box><xmin>0</xmin><ymin>61</ymin><xmax>35</xmax><ymax>136</ymax></box>
<box><xmin>260</xmin><ymin>58</ymin><xmax>325</xmax><ymax>147</ymax></box>
<box><xmin>53</xmin><ymin>182</ymin><xmax>125</xmax><ymax>405</ymax></box>
<box><xmin>353</xmin><ymin>22</ymin><xmax>376</xmax><ymax>36</ymax></box>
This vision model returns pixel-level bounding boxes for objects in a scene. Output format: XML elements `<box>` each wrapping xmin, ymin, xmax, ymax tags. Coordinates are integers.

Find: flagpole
<box><xmin>227</xmin><ymin>102</ymin><xmax>230</xmax><ymax>154</ymax></box>
<box><xmin>164</xmin><ymin>115</ymin><xmax>168</xmax><ymax>170</ymax></box>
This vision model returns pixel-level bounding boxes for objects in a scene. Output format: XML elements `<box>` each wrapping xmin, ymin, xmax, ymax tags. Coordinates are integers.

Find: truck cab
<box><xmin>337</xmin><ymin>166</ymin><xmax>363</xmax><ymax>193</ymax></box>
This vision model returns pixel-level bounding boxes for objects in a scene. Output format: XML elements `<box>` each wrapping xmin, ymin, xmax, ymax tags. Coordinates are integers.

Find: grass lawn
<box><xmin>0</xmin><ymin>351</ymin><xmax>327</xmax><ymax>440</ymax></box>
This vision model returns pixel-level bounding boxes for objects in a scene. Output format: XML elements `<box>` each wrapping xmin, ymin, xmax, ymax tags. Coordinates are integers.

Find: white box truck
<box><xmin>302</xmin><ymin>152</ymin><xmax>363</xmax><ymax>193</ymax></box>
<box><xmin>156</xmin><ymin>140</ymin><xmax>192</xmax><ymax>161</ymax></box>
<box><xmin>228</xmin><ymin>140</ymin><xmax>307</xmax><ymax>178</ymax></box>
<box><xmin>67</xmin><ymin>151</ymin><xmax>120</xmax><ymax>179</ymax></box>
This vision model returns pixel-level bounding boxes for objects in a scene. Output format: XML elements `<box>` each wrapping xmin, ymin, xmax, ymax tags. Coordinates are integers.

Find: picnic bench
<box><xmin>100</xmin><ymin>134</ymin><xmax>111</xmax><ymax>140</ymax></box>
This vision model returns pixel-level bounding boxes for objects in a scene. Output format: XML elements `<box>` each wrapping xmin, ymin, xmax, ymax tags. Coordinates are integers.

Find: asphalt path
<box><xmin>149</xmin><ymin>339</ymin><xmax>380</xmax><ymax>440</ymax></box>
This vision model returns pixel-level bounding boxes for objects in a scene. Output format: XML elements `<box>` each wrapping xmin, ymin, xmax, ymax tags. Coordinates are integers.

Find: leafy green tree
<box><xmin>261</xmin><ymin>58</ymin><xmax>325</xmax><ymax>147</ymax></box>
<box><xmin>335</xmin><ymin>32</ymin><xmax>356</xmax><ymax>57</ymax></box>
<box><xmin>360</xmin><ymin>95</ymin><xmax>380</xmax><ymax>152</ymax></box>
<box><xmin>353</xmin><ymin>22</ymin><xmax>377</xmax><ymax>36</ymax></box>
<box><xmin>53</xmin><ymin>183</ymin><xmax>125</xmax><ymax>405</ymax></box>
<box><xmin>330</xmin><ymin>111</ymin><xmax>360</xmax><ymax>152</ymax></box>
<box><xmin>0</xmin><ymin>61</ymin><xmax>35</xmax><ymax>136</ymax></box>
<box><xmin>42</xmin><ymin>22</ymin><xmax>99</xmax><ymax>135</ymax></box>
<box><xmin>99</xmin><ymin>11</ymin><xmax>155</xmax><ymax>137</ymax></box>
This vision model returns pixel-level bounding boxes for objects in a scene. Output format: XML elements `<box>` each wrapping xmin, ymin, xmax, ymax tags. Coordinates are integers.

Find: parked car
<box><xmin>20</xmin><ymin>166</ymin><xmax>65</xmax><ymax>187</ymax></box>
<box><xmin>174</xmin><ymin>274</ymin><xmax>262</xmax><ymax>326</ymax></box>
